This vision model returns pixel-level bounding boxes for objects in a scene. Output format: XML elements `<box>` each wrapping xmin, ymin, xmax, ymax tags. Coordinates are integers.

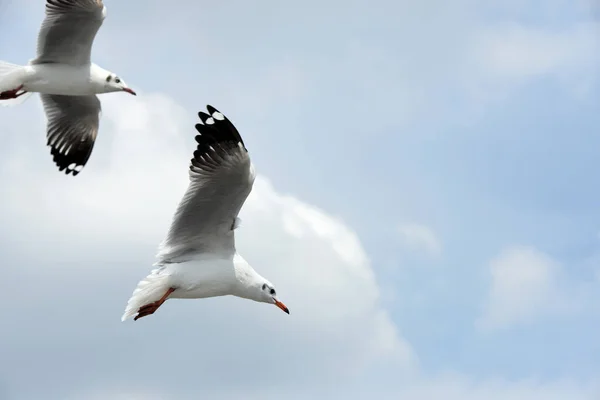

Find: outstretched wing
<box><xmin>31</xmin><ymin>0</ymin><xmax>106</xmax><ymax>66</ymax></box>
<box><xmin>40</xmin><ymin>94</ymin><xmax>101</xmax><ymax>176</ymax></box>
<box><xmin>156</xmin><ymin>105</ymin><xmax>255</xmax><ymax>263</ymax></box>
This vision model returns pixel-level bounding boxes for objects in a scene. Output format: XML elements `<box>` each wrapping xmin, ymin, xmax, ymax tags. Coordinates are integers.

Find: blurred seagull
<box><xmin>121</xmin><ymin>105</ymin><xmax>290</xmax><ymax>322</ymax></box>
<box><xmin>0</xmin><ymin>0</ymin><xmax>136</xmax><ymax>176</ymax></box>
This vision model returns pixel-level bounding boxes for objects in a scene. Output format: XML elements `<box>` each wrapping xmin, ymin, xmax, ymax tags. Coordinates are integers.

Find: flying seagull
<box><xmin>0</xmin><ymin>0</ymin><xmax>136</xmax><ymax>176</ymax></box>
<box><xmin>121</xmin><ymin>105</ymin><xmax>290</xmax><ymax>322</ymax></box>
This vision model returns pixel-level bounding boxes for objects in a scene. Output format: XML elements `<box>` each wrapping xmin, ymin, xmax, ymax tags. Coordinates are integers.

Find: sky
<box><xmin>0</xmin><ymin>0</ymin><xmax>599</xmax><ymax>399</ymax></box>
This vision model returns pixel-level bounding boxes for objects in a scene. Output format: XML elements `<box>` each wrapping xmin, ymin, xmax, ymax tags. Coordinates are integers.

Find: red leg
<box><xmin>134</xmin><ymin>287</ymin><xmax>176</xmax><ymax>321</ymax></box>
<box><xmin>0</xmin><ymin>85</ymin><xmax>25</xmax><ymax>100</ymax></box>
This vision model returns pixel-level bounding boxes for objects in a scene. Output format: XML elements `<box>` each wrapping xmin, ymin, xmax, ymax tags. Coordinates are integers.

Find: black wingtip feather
<box><xmin>48</xmin><ymin>140</ymin><xmax>94</xmax><ymax>177</ymax></box>
<box><xmin>197</xmin><ymin>112</ymin><xmax>211</xmax><ymax>124</ymax></box>
<box><xmin>190</xmin><ymin>105</ymin><xmax>247</xmax><ymax>172</ymax></box>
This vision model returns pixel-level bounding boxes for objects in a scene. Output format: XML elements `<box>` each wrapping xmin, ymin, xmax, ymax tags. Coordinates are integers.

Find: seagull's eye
<box><xmin>115</xmin><ymin>77</ymin><xmax>121</xmax><ymax>84</ymax></box>
<box><xmin>270</xmin><ymin>288</ymin><xmax>276</xmax><ymax>295</ymax></box>
<box><xmin>262</xmin><ymin>284</ymin><xmax>266</xmax><ymax>290</ymax></box>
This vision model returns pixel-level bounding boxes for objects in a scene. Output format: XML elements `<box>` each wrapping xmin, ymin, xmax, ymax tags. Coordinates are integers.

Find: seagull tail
<box><xmin>0</xmin><ymin>60</ymin><xmax>22</xmax><ymax>76</ymax></box>
<box><xmin>121</xmin><ymin>268</ymin><xmax>172</xmax><ymax>322</ymax></box>
<box><xmin>0</xmin><ymin>60</ymin><xmax>32</xmax><ymax>107</ymax></box>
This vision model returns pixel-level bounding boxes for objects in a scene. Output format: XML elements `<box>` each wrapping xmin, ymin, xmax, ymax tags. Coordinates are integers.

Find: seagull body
<box><xmin>0</xmin><ymin>0</ymin><xmax>136</xmax><ymax>176</ymax></box>
<box><xmin>121</xmin><ymin>106</ymin><xmax>289</xmax><ymax>322</ymax></box>
<box><xmin>2</xmin><ymin>63</ymin><xmax>118</xmax><ymax>96</ymax></box>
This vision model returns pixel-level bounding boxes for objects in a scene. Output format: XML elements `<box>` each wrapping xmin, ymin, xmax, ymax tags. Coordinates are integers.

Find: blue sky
<box><xmin>0</xmin><ymin>0</ymin><xmax>599</xmax><ymax>399</ymax></box>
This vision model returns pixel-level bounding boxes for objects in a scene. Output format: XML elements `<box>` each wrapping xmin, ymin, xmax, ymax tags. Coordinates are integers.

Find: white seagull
<box><xmin>121</xmin><ymin>105</ymin><xmax>290</xmax><ymax>322</ymax></box>
<box><xmin>0</xmin><ymin>0</ymin><xmax>136</xmax><ymax>176</ymax></box>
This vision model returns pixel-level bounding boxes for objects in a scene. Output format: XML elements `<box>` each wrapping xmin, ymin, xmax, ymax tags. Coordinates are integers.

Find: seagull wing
<box><xmin>31</xmin><ymin>0</ymin><xmax>106</xmax><ymax>66</ymax></box>
<box><xmin>156</xmin><ymin>105</ymin><xmax>256</xmax><ymax>263</ymax></box>
<box><xmin>40</xmin><ymin>94</ymin><xmax>101</xmax><ymax>175</ymax></box>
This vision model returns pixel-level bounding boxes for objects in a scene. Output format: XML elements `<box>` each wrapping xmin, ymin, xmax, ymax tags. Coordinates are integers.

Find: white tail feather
<box><xmin>121</xmin><ymin>268</ymin><xmax>172</xmax><ymax>321</ymax></box>
<box><xmin>0</xmin><ymin>60</ymin><xmax>22</xmax><ymax>76</ymax></box>
<box><xmin>0</xmin><ymin>60</ymin><xmax>32</xmax><ymax>107</ymax></box>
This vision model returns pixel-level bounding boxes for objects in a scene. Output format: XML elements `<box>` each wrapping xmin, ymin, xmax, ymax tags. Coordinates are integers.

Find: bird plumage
<box><xmin>121</xmin><ymin>106</ymin><xmax>288</xmax><ymax>322</ymax></box>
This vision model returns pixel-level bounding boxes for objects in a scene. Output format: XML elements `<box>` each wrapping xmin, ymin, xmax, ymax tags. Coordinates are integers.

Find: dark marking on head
<box><xmin>106</xmin><ymin>74</ymin><xmax>111</xmax><ymax>82</ymax></box>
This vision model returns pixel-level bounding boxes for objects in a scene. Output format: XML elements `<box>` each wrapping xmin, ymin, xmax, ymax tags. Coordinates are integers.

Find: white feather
<box><xmin>121</xmin><ymin>268</ymin><xmax>173</xmax><ymax>322</ymax></box>
<box><xmin>0</xmin><ymin>61</ymin><xmax>32</xmax><ymax>107</ymax></box>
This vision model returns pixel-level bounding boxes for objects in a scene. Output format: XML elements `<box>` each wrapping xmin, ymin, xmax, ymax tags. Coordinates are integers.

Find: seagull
<box><xmin>121</xmin><ymin>105</ymin><xmax>290</xmax><ymax>322</ymax></box>
<box><xmin>0</xmin><ymin>0</ymin><xmax>136</xmax><ymax>176</ymax></box>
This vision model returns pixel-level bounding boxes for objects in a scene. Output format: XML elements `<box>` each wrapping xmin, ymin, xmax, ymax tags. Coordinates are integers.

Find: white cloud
<box><xmin>0</xmin><ymin>91</ymin><xmax>414</xmax><ymax>398</ymax></box>
<box><xmin>477</xmin><ymin>246</ymin><xmax>563</xmax><ymax>331</ymax></box>
<box><xmin>66</xmin><ymin>389</ymin><xmax>167</xmax><ymax>400</ymax></box>
<box><xmin>470</xmin><ymin>22</ymin><xmax>599</xmax><ymax>91</ymax></box>
<box><xmin>452</xmin><ymin>18</ymin><xmax>599</xmax><ymax>122</ymax></box>
<box><xmin>387</xmin><ymin>374</ymin><xmax>599</xmax><ymax>400</ymax></box>
<box><xmin>1</xmin><ymin>1</ymin><xmax>599</xmax><ymax>398</ymax></box>
<box><xmin>8</xmin><ymin>92</ymin><xmax>596</xmax><ymax>400</ymax></box>
<box><xmin>238</xmin><ymin>176</ymin><xmax>415</xmax><ymax>368</ymax></box>
<box><xmin>398</xmin><ymin>223</ymin><xmax>442</xmax><ymax>257</ymax></box>
<box><xmin>66</xmin><ymin>374</ymin><xmax>600</xmax><ymax>400</ymax></box>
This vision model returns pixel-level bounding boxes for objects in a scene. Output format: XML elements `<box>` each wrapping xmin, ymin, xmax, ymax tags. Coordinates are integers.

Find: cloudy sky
<box><xmin>0</xmin><ymin>0</ymin><xmax>599</xmax><ymax>399</ymax></box>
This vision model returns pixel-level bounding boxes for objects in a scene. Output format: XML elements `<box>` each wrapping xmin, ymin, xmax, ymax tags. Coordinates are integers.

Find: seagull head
<box><xmin>104</xmin><ymin>73</ymin><xmax>136</xmax><ymax>96</ymax></box>
<box><xmin>259</xmin><ymin>280</ymin><xmax>289</xmax><ymax>314</ymax></box>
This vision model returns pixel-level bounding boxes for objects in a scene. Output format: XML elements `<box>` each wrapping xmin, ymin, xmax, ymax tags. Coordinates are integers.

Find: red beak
<box><xmin>275</xmin><ymin>300</ymin><xmax>290</xmax><ymax>314</ymax></box>
<box><xmin>123</xmin><ymin>88</ymin><xmax>137</xmax><ymax>96</ymax></box>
